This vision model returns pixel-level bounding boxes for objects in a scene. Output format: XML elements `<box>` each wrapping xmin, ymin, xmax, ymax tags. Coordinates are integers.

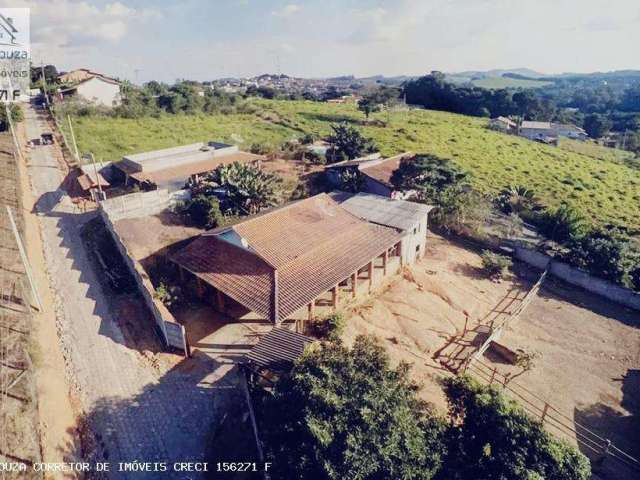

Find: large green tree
<box><xmin>583</xmin><ymin>113</ymin><xmax>612</xmax><ymax>139</ymax></box>
<box><xmin>439</xmin><ymin>376</ymin><xmax>591</xmax><ymax>480</ymax></box>
<box><xmin>260</xmin><ymin>335</ymin><xmax>446</xmax><ymax>480</ymax></box>
<box><xmin>325</xmin><ymin>123</ymin><xmax>378</xmax><ymax>162</ymax></box>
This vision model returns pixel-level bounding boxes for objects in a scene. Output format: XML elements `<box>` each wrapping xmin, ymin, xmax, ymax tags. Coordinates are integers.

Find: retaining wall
<box><xmin>514</xmin><ymin>246</ymin><xmax>640</xmax><ymax>311</ymax></box>
<box><xmin>98</xmin><ymin>191</ymin><xmax>188</xmax><ymax>352</ymax></box>
<box><xmin>100</xmin><ymin>188</ymin><xmax>190</xmax><ymax>222</ymax></box>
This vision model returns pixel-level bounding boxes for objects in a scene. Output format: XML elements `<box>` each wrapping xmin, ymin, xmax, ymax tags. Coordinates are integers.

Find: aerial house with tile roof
<box><xmin>170</xmin><ymin>193</ymin><xmax>405</xmax><ymax>325</ymax></box>
<box><xmin>324</xmin><ymin>152</ymin><xmax>417</xmax><ymax>199</ymax></box>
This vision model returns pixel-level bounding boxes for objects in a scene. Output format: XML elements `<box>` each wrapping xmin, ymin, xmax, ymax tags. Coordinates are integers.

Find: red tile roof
<box><xmin>360</xmin><ymin>152</ymin><xmax>414</xmax><ymax>188</ymax></box>
<box><xmin>171</xmin><ymin>194</ymin><xmax>402</xmax><ymax>321</ymax></box>
<box><xmin>171</xmin><ymin>235</ymin><xmax>275</xmax><ymax>319</ymax></box>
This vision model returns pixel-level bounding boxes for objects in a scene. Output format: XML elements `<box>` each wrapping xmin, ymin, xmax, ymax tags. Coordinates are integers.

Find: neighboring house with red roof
<box><xmin>324</xmin><ymin>152</ymin><xmax>416</xmax><ymax>199</ymax></box>
<box><xmin>170</xmin><ymin>193</ymin><xmax>404</xmax><ymax>323</ymax></box>
<box><xmin>58</xmin><ymin>75</ymin><xmax>122</xmax><ymax>107</ymax></box>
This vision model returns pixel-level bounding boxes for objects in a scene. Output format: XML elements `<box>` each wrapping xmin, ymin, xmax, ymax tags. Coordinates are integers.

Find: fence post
<box><xmin>490</xmin><ymin>367</ymin><xmax>496</xmax><ymax>385</ymax></box>
<box><xmin>541</xmin><ymin>403</ymin><xmax>549</xmax><ymax>424</ymax></box>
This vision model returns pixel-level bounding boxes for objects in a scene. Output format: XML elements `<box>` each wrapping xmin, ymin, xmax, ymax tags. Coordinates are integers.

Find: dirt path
<box><xmin>14</xmin><ymin>116</ymin><xmax>80</xmax><ymax>475</ymax></box>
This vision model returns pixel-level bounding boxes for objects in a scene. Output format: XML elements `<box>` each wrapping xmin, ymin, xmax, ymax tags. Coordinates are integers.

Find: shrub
<box><xmin>480</xmin><ymin>250</ymin><xmax>512</xmax><ymax>278</ymax></box>
<box><xmin>154</xmin><ymin>282</ymin><xmax>180</xmax><ymax>307</ymax></box>
<box><xmin>440</xmin><ymin>376</ymin><xmax>591</xmax><ymax>480</ymax></box>
<box><xmin>312</xmin><ymin>312</ymin><xmax>345</xmax><ymax>341</ymax></box>
<box><xmin>186</xmin><ymin>194</ymin><xmax>224</xmax><ymax>229</ymax></box>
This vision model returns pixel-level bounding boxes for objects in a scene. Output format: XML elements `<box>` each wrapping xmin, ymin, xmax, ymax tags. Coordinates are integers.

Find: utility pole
<box><xmin>40</xmin><ymin>60</ymin><xmax>49</xmax><ymax>108</ymax></box>
<box><xmin>66</xmin><ymin>114</ymin><xmax>80</xmax><ymax>163</ymax></box>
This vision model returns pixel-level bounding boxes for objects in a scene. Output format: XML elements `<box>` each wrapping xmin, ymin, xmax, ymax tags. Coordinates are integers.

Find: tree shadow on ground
<box><xmin>574</xmin><ymin>369</ymin><xmax>640</xmax><ymax>479</ymax></box>
<box><xmin>537</xmin><ymin>276</ymin><xmax>640</xmax><ymax>329</ymax></box>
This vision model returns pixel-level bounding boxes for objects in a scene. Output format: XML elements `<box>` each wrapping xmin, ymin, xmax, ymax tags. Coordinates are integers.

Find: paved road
<box><xmin>23</xmin><ymin>103</ymin><xmax>240</xmax><ymax>479</ymax></box>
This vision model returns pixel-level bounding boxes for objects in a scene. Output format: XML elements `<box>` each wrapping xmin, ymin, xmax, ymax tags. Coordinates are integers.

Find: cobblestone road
<box><xmin>22</xmin><ymin>103</ymin><xmax>243</xmax><ymax>479</ymax></box>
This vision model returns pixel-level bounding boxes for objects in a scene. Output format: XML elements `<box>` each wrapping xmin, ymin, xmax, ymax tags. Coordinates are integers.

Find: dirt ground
<box><xmin>342</xmin><ymin>234</ymin><xmax>640</xmax><ymax>470</ymax></box>
<box><xmin>343</xmin><ymin>235</ymin><xmax>532</xmax><ymax>409</ymax></box>
<box><xmin>114</xmin><ymin>210</ymin><xmax>202</xmax><ymax>262</ymax></box>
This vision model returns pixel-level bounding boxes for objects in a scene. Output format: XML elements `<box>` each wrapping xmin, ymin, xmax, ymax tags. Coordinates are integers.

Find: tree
<box><xmin>495</xmin><ymin>185</ymin><xmax>538</xmax><ymax>215</ymax></box>
<box><xmin>186</xmin><ymin>194</ymin><xmax>224</xmax><ymax>229</ymax></box>
<box><xmin>390</xmin><ymin>154</ymin><xmax>468</xmax><ymax>203</ymax></box>
<box><xmin>338</xmin><ymin>168</ymin><xmax>364</xmax><ymax>193</ymax></box>
<box><xmin>325</xmin><ymin>123</ymin><xmax>377</xmax><ymax>162</ymax></box>
<box><xmin>259</xmin><ymin>335</ymin><xmax>447</xmax><ymax>480</ymax></box>
<box><xmin>439</xmin><ymin>376</ymin><xmax>591</xmax><ymax>480</ymax></box>
<box><xmin>357</xmin><ymin>96</ymin><xmax>381</xmax><ymax>119</ymax></box>
<box><xmin>189</xmin><ymin>161</ymin><xmax>282</xmax><ymax>215</ymax></box>
<box><xmin>583</xmin><ymin>113</ymin><xmax>612</xmax><ymax>139</ymax></box>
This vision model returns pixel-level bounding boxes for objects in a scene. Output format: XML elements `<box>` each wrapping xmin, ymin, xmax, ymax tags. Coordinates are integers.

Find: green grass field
<box><xmin>558</xmin><ymin>138</ymin><xmax>636</xmax><ymax>164</ymax></box>
<box><xmin>63</xmin><ymin>99</ymin><xmax>640</xmax><ymax>231</ymax></box>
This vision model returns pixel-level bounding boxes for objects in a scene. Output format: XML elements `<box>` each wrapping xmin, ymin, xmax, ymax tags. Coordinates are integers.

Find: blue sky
<box><xmin>2</xmin><ymin>0</ymin><xmax>640</xmax><ymax>83</ymax></box>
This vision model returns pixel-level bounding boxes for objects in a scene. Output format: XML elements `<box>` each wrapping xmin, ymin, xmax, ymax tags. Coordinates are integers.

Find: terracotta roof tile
<box><xmin>360</xmin><ymin>152</ymin><xmax>414</xmax><ymax>188</ymax></box>
<box><xmin>171</xmin><ymin>235</ymin><xmax>275</xmax><ymax>319</ymax></box>
<box><xmin>171</xmin><ymin>194</ymin><xmax>403</xmax><ymax>321</ymax></box>
<box><xmin>246</xmin><ymin>327</ymin><xmax>314</xmax><ymax>373</ymax></box>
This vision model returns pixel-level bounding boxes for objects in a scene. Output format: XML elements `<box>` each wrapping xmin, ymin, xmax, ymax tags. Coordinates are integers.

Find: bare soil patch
<box><xmin>343</xmin><ymin>234</ymin><xmax>639</xmax><ymax>466</ymax></box>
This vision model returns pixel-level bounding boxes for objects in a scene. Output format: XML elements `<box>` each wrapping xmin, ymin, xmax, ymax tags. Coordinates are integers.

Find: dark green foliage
<box><xmin>439</xmin><ymin>376</ymin><xmax>591</xmax><ymax>480</ymax></box>
<box><xmin>338</xmin><ymin>168</ymin><xmax>364</xmax><ymax>193</ymax></box>
<box><xmin>0</xmin><ymin>104</ymin><xmax>24</xmax><ymax>131</ymax></box>
<box><xmin>390</xmin><ymin>154</ymin><xmax>468</xmax><ymax>202</ymax></box>
<box><xmin>186</xmin><ymin>194</ymin><xmax>224</xmax><ymax>229</ymax></box>
<box><xmin>358</xmin><ymin>86</ymin><xmax>400</xmax><ymax>118</ymax></box>
<box><xmin>583</xmin><ymin>113</ymin><xmax>612</xmax><ymax>139</ymax></box>
<box><xmin>312</xmin><ymin>313</ymin><xmax>346</xmax><ymax>341</ymax></box>
<box><xmin>260</xmin><ymin>336</ymin><xmax>447</xmax><ymax>480</ymax></box>
<box><xmin>480</xmin><ymin>250</ymin><xmax>512</xmax><ymax>279</ymax></box>
<box><xmin>562</xmin><ymin>229</ymin><xmax>637</xmax><ymax>287</ymax></box>
<box><xmin>631</xmin><ymin>264</ymin><xmax>640</xmax><ymax>291</ymax></box>
<box><xmin>189</xmin><ymin>161</ymin><xmax>282</xmax><ymax>215</ymax></box>
<box><xmin>325</xmin><ymin>123</ymin><xmax>378</xmax><ymax>162</ymax></box>
<box><xmin>536</xmin><ymin>204</ymin><xmax>588</xmax><ymax>244</ymax></box>
<box><xmin>495</xmin><ymin>185</ymin><xmax>539</xmax><ymax>215</ymax></box>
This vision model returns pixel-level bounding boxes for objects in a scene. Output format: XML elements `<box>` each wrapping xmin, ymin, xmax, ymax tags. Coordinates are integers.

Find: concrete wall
<box><xmin>99</xmin><ymin>206</ymin><xmax>186</xmax><ymax>351</ymax></box>
<box><xmin>76</xmin><ymin>77</ymin><xmax>121</xmax><ymax>107</ymax></box>
<box><xmin>401</xmin><ymin>215</ymin><xmax>429</xmax><ymax>265</ymax></box>
<box><xmin>514</xmin><ymin>246</ymin><xmax>640</xmax><ymax>311</ymax></box>
<box><xmin>100</xmin><ymin>189</ymin><xmax>190</xmax><ymax>222</ymax></box>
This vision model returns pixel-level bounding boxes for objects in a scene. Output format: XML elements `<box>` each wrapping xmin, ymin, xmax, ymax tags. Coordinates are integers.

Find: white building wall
<box><xmin>76</xmin><ymin>77</ymin><xmax>121</xmax><ymax>107</ymax></box>
<box><xmin>400</xmin><ymin>215</ymin><xmax>429</xmax><ymax>265</ymax></box>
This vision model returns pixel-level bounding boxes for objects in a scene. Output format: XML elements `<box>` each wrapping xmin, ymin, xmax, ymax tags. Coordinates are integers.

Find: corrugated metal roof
<box><xmin>334</xmin><ymin>192</ymin><xmax>434</xmax><ymax>231</ymax></box>
<box><xmin>246</xmin><ymin>327</ymin><xmax>314</xmax><ymax>373</ymax></box>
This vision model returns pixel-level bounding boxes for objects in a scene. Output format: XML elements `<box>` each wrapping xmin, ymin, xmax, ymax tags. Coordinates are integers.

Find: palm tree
<box><xmin>496</xmin><ymin>185</ymin><xmax>537</xmax><ymax>214</ymax></box>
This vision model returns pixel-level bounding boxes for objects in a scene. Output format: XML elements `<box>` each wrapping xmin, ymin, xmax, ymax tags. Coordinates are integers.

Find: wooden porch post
<box><xmin>331</xmin><ymin>285</ymin><xmax>339</xmax><ymax>311</ymax></box>
<box><xmin>351</xmin><ymin>272</ymin><xmax>358</xmax><ymax>298</ymax></box>
<box><xmin>216</xmin><ymin>289</ymin><xmax>225</xmax><ymax>312</ymax></box>
<box><xmin>307</xmin><ymin>300</ymin><xmax>315</xmax><ymax>321</ymax></box>
<box><xmin>383</xmin><ymin>250</ymin><xmax>388</xmax><ymax>276</ymax></box>
<box><xmin>398</xmin><ymin>241</ymin><xmax>404</xmax><ymax>267</ymax></box>
<box><xmin>368</xmin><ymin>261</ymin><xmax>374</xmax><ymax>292</ymax></box>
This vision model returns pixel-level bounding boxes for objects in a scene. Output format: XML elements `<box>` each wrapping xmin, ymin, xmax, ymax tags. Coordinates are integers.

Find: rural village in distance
<box><xmin>0</xmin><ymin>2</ymin><xmax>639</xmax><ymax>480</ymax></box>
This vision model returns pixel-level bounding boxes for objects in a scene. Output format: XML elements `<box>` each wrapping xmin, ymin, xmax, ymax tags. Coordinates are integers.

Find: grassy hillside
<box><xmin>64</xmin><ymin>99</ymin><xmax>640</xmax><ymax>231</ymax></box>
<box><xmin>558</xmin><ymin>138</ymin><xmax>636</xmax><ymax>164</ymax></box>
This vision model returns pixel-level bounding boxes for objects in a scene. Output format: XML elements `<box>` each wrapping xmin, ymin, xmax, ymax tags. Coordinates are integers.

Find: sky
<box><xmin>1</xmin><ymin>0</ymin><xmax>640</xmax><ymax>83</ymax></box>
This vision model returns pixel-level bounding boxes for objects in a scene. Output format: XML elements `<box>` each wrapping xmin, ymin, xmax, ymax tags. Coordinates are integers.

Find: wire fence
<box><xmin>466</xmin><ymin>357</ymin><xmax>640</xmax><ymax>474</ymax></box>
